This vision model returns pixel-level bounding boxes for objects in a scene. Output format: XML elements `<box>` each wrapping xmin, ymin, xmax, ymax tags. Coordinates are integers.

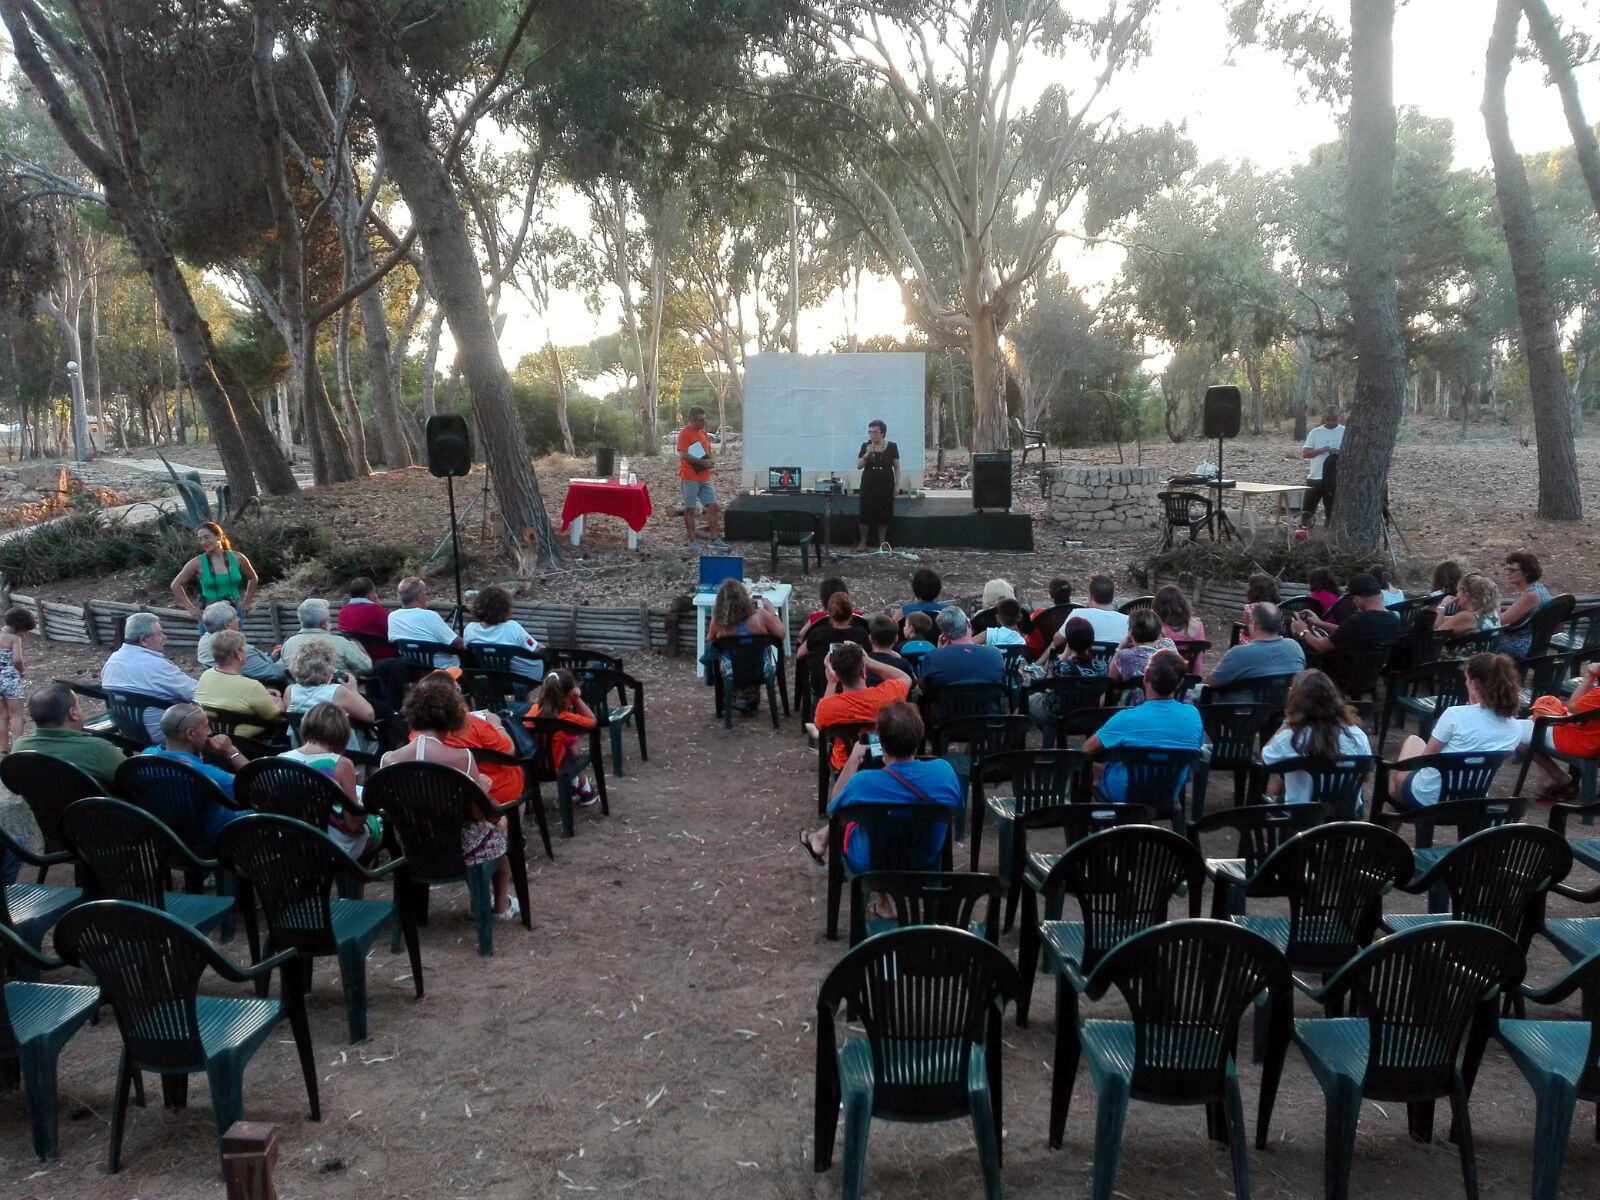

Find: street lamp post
<box><xmin>65</xmin><ymin>358</ymin><xmax>90</xmax><ymax>463</ymax></box>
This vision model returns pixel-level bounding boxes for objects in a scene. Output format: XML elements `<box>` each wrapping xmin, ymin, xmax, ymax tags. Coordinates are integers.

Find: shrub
<box><xmin>1131</xmin><ymin>537</ymin><xmax>1410</xmax><ymax>591</ymax></box>
<box><xmin>0</xmin><ymin>512</ymin><xmax>143</xmax><ymax>587</ymax></box>
<box><xmin>321</xmin><ymin>542</ymin><xmax>412</xmax><ymax>588</ymax></box>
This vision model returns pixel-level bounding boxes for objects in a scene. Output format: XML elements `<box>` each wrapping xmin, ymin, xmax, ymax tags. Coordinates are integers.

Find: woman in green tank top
<box><xmin>169</xmin><ymin>521</ymin><xmax>259</xmax><ymax>619</ymax></box>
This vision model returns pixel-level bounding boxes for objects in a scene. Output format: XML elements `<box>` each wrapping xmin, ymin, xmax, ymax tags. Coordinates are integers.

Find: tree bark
<box><xmin>352</xmin><ymin>242</ymin><xmax>412</xmax><ymax>468</ymax></box>
<box><xmin>546</xmin><ymin>341</ymin><xmax>576</xmax><ymax>455</ymax></box>
<box><xmin>1292</xmin><ymin>336</ymin><xmax>1313</xmax><ymax>440</ymax></box>
<box><xmin>968</xmin><ymin>315</ymin><xmax>1007</xmax><ymax>452</ymax></box>
<box><xmin>331</xmin><ymin>0</ymin><xmax>557</xmax><ymax>562</ymax></box>
<box><xmin>333</xmin><ymin>307</ymin><xmax>372</xmax><ymax>474</ymax></box>
<box><xmin>1329</xmin><ymin>0</ymin><xmax>1408</xmax><ymax>551</ymax></box>
<box><xmin>1247</xmin><ymin>356</ymin><xmax>1265</xmax><ymax>435</ymax></box>
<box><xmin>1522</xmin><ymin>0</ymin><xmax>1600</xmax><ymax>219</ymax></box>
<box><xmin>420</xmin><ymin>307</ymin><xmax>445</xmax><ymax>419</ymax></box>
<box><xmin>1485</xmin><ymin>0</ymin><xmax>1582</xmax><ymax>519</ymax></box>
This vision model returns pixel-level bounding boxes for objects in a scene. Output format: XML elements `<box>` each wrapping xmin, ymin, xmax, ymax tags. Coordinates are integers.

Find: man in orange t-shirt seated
<box><xmin>805</xmin><ymin>642</ymin><xmax>913</xmax><ymax>770</ymax></box>
<box><xmin>676</xmin><ymin>405</ymin><xmax>727</xmax><ymax>551</ymax></box>
<box><xmin>1518</xmin><ymin>657</ymin><xmax>1600</xmax><ymax>802</ymax></box>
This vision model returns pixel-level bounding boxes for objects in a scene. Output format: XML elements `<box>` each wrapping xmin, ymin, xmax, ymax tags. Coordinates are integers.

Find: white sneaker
<box><xmin>493</xmin><ymin>898</ymin><xmax>521</xmax><ymax>923</ymax></box>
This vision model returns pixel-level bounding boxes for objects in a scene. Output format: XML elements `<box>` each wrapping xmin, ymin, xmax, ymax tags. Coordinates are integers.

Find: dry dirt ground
<box><xmin>1</xmin><ymin>426</ymin><xmax>1599</xmax><ymax>1199</ymax></box>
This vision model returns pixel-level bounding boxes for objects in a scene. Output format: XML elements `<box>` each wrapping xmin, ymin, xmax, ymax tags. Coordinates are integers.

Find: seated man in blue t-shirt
<box><xmin>1083</xmin><ymin>652</ymin><xmax>1205</xmax><ymax>805</ymax></box>
<box><xmin>895</xmin><ymin>567</ymin><xmax>950</xmax><ymax>618</ymax></box>
<box><xmin>917</xmin><ymin>607</ymin><xmax>1007</xmax><ymax>725</ymax></box>
<box><xmin>142</xmin><ymin>702</ymin><xmax>251</xmax><ymax>842</ymax></box>
<box><xmin>800</xmin><ymin>701</ymin><xmax>963</xmax><ymax>886</ymax></box>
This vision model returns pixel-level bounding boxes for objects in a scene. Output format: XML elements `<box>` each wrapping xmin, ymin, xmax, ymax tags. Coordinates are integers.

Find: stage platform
<box><xmin>724</xmin><ymin>492</ymin><xmax>1033</xmax><ymax>551</ymax></box>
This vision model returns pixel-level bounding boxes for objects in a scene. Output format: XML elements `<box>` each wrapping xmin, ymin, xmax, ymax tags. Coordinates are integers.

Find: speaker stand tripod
<box><xmin>1209</xmin><ymin>432</ymin><xmax>1238</xmax><ymax>542</ymax></box>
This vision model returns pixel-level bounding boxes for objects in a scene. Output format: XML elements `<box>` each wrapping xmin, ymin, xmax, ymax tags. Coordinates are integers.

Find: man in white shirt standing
<box><xmin>386</xmin><ymin>577</ymin><xmax>463</xmax><ymax>668</ymax></box>
<box><xmin>1297</xmin><ymin>405</ymin><xmax>1345</xmax><ymax>530</ymax></box>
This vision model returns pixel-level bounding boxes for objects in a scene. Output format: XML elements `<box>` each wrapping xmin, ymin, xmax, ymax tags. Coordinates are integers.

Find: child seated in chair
<box><xmin>524</xmin><ymin>669</ymin><xmax>601</xmax><ymax>806</ymax></box>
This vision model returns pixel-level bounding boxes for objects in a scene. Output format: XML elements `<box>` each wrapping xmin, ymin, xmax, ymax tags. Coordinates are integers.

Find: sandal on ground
<box><xmin>573</xmin><ymin>778</ymin><xmax>601</xmax><ymax>807</ymax></box>
<box><xmin>798</xmin><ymin>831</ymin><xmax>825</xmax><ymax>867</ymax></box>
<box><xmin>493</xmin><ymin>898</ymin><xmax>521</xmax><ymax>923</ymax></box>
<box><xmin>1537</xmin><ymin>780</ymin><xmax>1580</xmax><ymax>803</ymax></box>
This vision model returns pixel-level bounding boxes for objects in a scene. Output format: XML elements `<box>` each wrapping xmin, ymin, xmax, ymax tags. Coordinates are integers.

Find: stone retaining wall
<box><xmin>1045</xmin><ymin>465</ymin><xmax>1159</xmax><ymax>536</ymax></box>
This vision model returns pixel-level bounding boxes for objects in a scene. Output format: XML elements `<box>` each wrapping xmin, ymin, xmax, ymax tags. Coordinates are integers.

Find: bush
<box><xmin>321</xmin><ymin>542</ymin><xmax>412</xmax><ymax>588</ymax></box>
<box><xmin>1131</xmin><ymin>536</ymin><xmax>1406</xmax><ymax>592</ymax></box>
<box><xmin>513</xmin><ymin>380</ymin><xmax>642</xmax><ymax>455</ymax></box>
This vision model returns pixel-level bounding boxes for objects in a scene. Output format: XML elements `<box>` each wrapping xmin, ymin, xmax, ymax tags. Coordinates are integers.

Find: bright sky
<box><xmin>495</xmin><ymin>1</ymin><xmax>1598</xmax><ymax>371</ymax></box>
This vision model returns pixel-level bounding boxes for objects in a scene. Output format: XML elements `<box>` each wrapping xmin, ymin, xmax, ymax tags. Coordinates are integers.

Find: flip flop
<box><xmin>797</xmin><ymin>831</ymin><xmax>826</xmax><ymax>867</ymax></box>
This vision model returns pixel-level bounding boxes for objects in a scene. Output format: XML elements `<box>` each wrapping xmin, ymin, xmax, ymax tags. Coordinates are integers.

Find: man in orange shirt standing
<box><xmin>677</xmin><ymin>405</ymin><xmax>727</xmax><ymax>551</ymax></box>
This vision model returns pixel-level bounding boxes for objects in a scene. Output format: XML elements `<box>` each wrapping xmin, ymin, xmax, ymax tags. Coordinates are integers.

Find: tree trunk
<box><xmin>353</xmin><ymin>244</ymin><xmax>412</xmax><ymax>468</ymax></box>
<box><xmin>786</xmin><ymin>172</ymin><xmax>800</xmax><ymax>352</ymax></box>
<box><xmin>968</xmin><ymin>315</ymin><xmax>1008</xmax><ymax>452</ymax></box>
<box><xmin>1522</xmin><ymin>0</ymin><xmax>1600</xmax><ymax>220</ymax></box>
<box><xmin>547</xmin><ymin>341</ymin><xmax>576</xmax><ymax>455</ymax></box>
<box><xmin>332</xmin><ymin>0</ymin><xmax>556</xmax><ymax>562</ymax></box>
<box><xmin>1292</xmin><ymin>336</ymin><xmax>1313</xmax><ymax>440</ymax></box>
<box><xmin>88</xmin><ymin>269</ymin><xmax>111</xmax><ymax>448</ymax></box>
<box><xmin>1247</xmin><ymin>355</ymin><xmax>1265</xmax><ymax>435</ymax></box>
<box><xmin>334</xmin><ymin>309</ymin><xmax>373</xmax><ymax>474</ymax></box>
<box><xmin>1485</xmin><ymin>0</ymin><xmax>1582</xmax><ymax>519</ymax></box>
<box><xmin>1329</xmin><ymin>0</ymin><xmax>1408</xmax><ymax>552</ymax></box>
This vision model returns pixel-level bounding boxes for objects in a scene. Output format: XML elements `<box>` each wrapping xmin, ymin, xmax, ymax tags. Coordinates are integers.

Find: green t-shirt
<box><xmin>11</xmin><ymin>727</ymin><xmax>128</xmax><ymax>790</ymax></box>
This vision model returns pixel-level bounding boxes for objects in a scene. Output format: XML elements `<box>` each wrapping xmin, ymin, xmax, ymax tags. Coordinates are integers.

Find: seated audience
<box><xmin>1083</xmin><ymin>652</ymin><xmax>1205</xmax><ymax>804</ymax></box>
<box><xmin>1498</xmin><ymin>550</ymin><xmax>1552</xmax><ymax>658</ymax></box>
<box><xmin>1261</xmin><ymin>670</ymin><xmax>1371</xmax><ymax>804</ymax></box>
<box><xmin>1238</xmin><ymin>573</ymin><xmax>1282</xmax><ymax>645</ymax></box>
<box><xmin>282</xmin><ymin>598</ymin><xmax>372</xmax><ymax>678</ymax></box>
<box><xmin>380</xmin><ymin>677</ymin><xmax>515</xmax><ymax>920</ymax></box>
<box><xmin>196</xmin><ymin>602</ymin><xmax>282</xmax><ymax>681</ymax></box>
<box><xmin>1155</xmin><ymin>584</ymin><xmax>1206</xmax><ymax>648</ymax></box>
<box><xmin>463</xmin><ymin>584</ymin><xmax>544</xmax><ymax>682</ymax></box>
<box><xmin>973</xmin><ymin>579</ymin><xmax>1030</xmax><ymax>637</ymax></box>
<box><xmin>275</xmin><ymin>701</ymin><xmax>373</xmax><ymax>857</ymax></box>
<box><xmin>286</xmin><ymin>639</ymin><xmax>376</xmax><ymax>724</ymax></box>
<box><xmin>1306</xmin><ymin>568</ymin><xmax>1342</xmax><ymax>618</ymax></box>
<box><xmin>1428</xmin><ymin>559</ymin><xmax>1465</xmax><ymax>607</ymax></box>
<box><xmin>805</xmin><ymin>577</ymin><xmax>857</xmax><ymax>627</ymax></box>
<box><xmin>1517</xmin><ymin>657</ymin><xmax>1600</xmax><ymax>802</ymax></box>
<box><xmin>1075</xmin><ymin>574</ymin><xmax>1129</xmax><ymax>643</ymax></box>
<box><xmin>917</xmin><ymin>607</ymin><xmax>1007</xmax><ymax>722</ymax></box>
<box><xmin>194</xmin><ymin>630</ymin><xmax>286</xmax><ymax>738</ymax></box>
<box><xmin>898</xmin><ymin>610</ymin><xmax>936</xmax><ymax>658</ymax></box>
<box><xmin>101</xmin><ymin>612</ymin><xmax>197</xmax><ymax>743</ymax></box>
<box><xmin>1292</xmin><ymin>573</ymin><xmax>1401</xmax><ymax>657</ymax></box>
<box><xmin>524</xmin><ymin>668</ymin><xmax>601</xmax><ymax>805</ymax></box>
<box><xmin>796</xmin><ymin>590</ymin><xmax>871</xmax><ymax>662</ymax></box>
<box><xmin>12</xmin><ymin>681</ymin><xmax>126</xmax><ymax>788</ymax></box>
<box><xmin>337</xmin><ymin>577</ymin><xmax>396</xmax><ymax>659</ymax></box>
<box><xmin>866</xmin><ymin>614</ymin><xmax>915</xmax><ymax>676</ymax></box>
<box><xmin>387</xmin><ymin>576</ymin><xmax>463</xmax><ymax>667</ymax></box>
<box><xmin>975</xmin><ymin>598</ymin><xmax>1027</xmax><ymax>647</ymax></box>
<box><xmin>799</xmin><ymin>701</ymin><xmax>963</xmax><ymax>899</ymax></box>
<box><xmin>1371</xmin><ymin>565</ymin><xmax>1406</xmax><ymax>608</ymax></box>
<box><xmin>897</xmin><ymin>567</ymin><xmax>948</xmax><ymax>618</ymax></box>
<box><xmin>805</xmin><ymin>642</ymin><xmax>913</xmax><ymax>769</ymax></box>
<box><xmin>1025</xmin><ymin>578</ymin><xmax>1075</xmax><ymax>656</ymax></box>
<box><xmin>1206</xmin><ymin>604</ymin><xmax>1306</xmax><ymax>698</ymax></box>
<box><xmin>1028</xmin><ymin>616</ymin><xmax>1107</xmax><ymax>733</ymax></box>
<box><xmin>1109</xmin><ymin>609</ymin><xmax>1178</xmax><ymax>702</ymax></box>
<box><xmin>142</xmin><ymin>703</ymin><xmax>251</xmax><ymax>839</ymax></box>
<box><xmin>706</xmin><ymin>578</ymin><xmax>785</xmax><ymax>713</ymax></box>
<box><xmin>1433</xmin><ymin>572</ymin><xmax>1501</xmax><ymax>640</ymax></box>
<box><xmin>1390</xmin><ymin>652</ymin><xmax>1523</xmax><ymax>808</ymax></box>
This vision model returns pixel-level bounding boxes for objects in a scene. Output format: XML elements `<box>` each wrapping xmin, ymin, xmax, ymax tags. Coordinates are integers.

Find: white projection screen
<box><xmin>740</xmin><ymin>353</ymin><xmax>926</xmax><ymax>492</ymax></box>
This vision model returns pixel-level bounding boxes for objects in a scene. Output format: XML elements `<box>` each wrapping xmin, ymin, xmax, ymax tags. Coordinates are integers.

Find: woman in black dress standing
<box><xmin>856</xmin><ymin>419</ymin><xmax>900</xmax><ymax>549</ymax></box>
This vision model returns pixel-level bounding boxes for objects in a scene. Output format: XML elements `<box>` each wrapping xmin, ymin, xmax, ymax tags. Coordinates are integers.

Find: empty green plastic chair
<box><xmin>814</xmin><ymin>926</ymin><xmax>1021</xmax><ymax>1200</ymax></box>
<box><xmin>0</xmin><ymin>825</ymin><xmax>80</xmax><ymax>956</ymax></box>
<box><xmin>0</xmin><ymin>923</ymin><xmax>98</xmax><ymax>1160</ymax></box>
<box><xmin>59</xmin><ymin>797</ymin><xmax>236</xmax><ymax>939</ymax></box>
<box><xmin>1486</xmin><ymin>949</ymin><xmax>1600</xmax><ymax>1200</ymax></box>
<box><xmin>1059</xmin><ymin>920</ymin><xmax>1293</xmax><ymax>1200</ymax></box>
<box><xmin>217</xmin><ymin>814</ymin><xmax>405</xmax><ymax>1043</ymax></box>
<box><xmin>1263</xmin><ymin>923</ymin><xmax>1525</xmax><ymax>1200</ymax></box>
<box><xmin>52</xmin><ymin>900</ymin><xmax>321</xmax><ymax>1172</ymax></box>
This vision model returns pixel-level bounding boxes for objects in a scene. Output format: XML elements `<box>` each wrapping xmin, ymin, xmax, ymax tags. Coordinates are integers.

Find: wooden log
<box><xmin>222</xmin><ymin>1121</ymin><xmax>280</xmax><ymax>1200</ymax></box>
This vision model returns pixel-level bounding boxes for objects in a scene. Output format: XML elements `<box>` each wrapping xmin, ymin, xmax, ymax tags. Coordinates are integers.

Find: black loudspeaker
<box><xmin>1202</xmin><ymin>385</ymin><xmax>1243</xmax><ymax>440</ymax></box>
<box><xmin>425</xmin><ymin>414</ymin><xmax>472</xmax><ymax>478</ymax></box>
<box><xmin>972</xmin><ymin>451</ymin><xmax>1013</xmax><ymax>511</ymax></box>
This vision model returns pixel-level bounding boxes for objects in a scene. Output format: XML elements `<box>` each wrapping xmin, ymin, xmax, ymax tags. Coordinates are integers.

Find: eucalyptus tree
<box><xmin>756</xmin><ymin>0</ymin><xmax>1184</xmax><ymax>451</ymax></box>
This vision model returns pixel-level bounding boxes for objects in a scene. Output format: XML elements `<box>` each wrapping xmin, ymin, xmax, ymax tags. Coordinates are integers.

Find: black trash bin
<box><xmin>595</xmin><ymin>447</ymin><xmax>616</xmax><ymax>478</ymax></box>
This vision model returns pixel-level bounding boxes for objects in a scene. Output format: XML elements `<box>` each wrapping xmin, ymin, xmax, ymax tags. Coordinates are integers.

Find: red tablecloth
<box><xmin>559</xmin><ymin>479</ymin><xmax>654</xmax><ymax>532</ymax></box>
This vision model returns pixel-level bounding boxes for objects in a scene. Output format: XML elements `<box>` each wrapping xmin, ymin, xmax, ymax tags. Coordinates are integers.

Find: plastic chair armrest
<box><xmin>1550</xmin><ymin>800</ymin><xmax>1600</xmax><ymax>836</ymax></box>
<box><xmin>1519</xmin><ymin>956</ymin><xmax>1600</xmax><ymax>1006</ymax></box>
<box><xmin>0</xmin><ymin>921</ymin><xmax>67</xmax><ymax>970</ymax></box>
<box><xmin>0</xmin><ymin>825</ymin><xmax>74</xmax><ymax>868</ymax></box>
<box><xmin>204</xmin><ymin>942</ymin><xmax>299</xmax><ymax>985</ymax></box>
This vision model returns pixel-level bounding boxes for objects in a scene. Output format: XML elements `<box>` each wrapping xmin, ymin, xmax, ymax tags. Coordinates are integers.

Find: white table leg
<box><xmin>569</xmin><ymin>515</ymin><xmax>584</xmax><ymax>546</ymax></box>
<box><xmin>627</xmin><ymin>527</ymin><xmax>640</xmax><ymax>551</ymax></box>
<box><xmin>696</xmin><ymin>606</ymin><xmax>710</xmax><ymax>681</ymax></box>
<box><xmin>778</xmin><ymin>595</ymin><xmax>793</xmax><ymax>661</ymax></box>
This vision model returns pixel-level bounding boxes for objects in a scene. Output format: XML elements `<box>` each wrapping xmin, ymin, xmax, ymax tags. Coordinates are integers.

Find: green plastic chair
<box><xmin>1483</xmin><ymin>949</ymin><xmax>1600</xmax><ymax>1200</ymax></box>
<box><xmin>825</xmin><ymin>801</ymin><xmax>957</xmax><ymax>943</ymax></box>
<box><xmin>573</xmin><ymin>665</ymin><xmax>647</xmax><ymax>778</ymax></box>
<box><xmin>1378</xmin><ymin>796</ymin><xmax>1530</xmax><ymax>900</ymax></box>
<box><xmin>1263</xmin><ymin>923</ymin><xmax>1525</xmax><ymax>1200</ymax></box>
<box><xmin>52</xmin><ymin>900</ymin><xmax>321</xmax><ymax>1173</ymax></box>
<box><xmin>1016</xmin><ymin>824</ymin><xmax>1204</xmax><ymax>1042</ymax></box>
<box><xmin>1009</xmin><ymin>801</ymin><xmax>1154</xmax><ymax>935</ymax></box>
<box><xmin>1060</xmin><ymin>920</ymin><xmax>1293</xmax><ymax>1200</ymax></box>
<box><xmin>0</xmin><ymin>825</ymin><xmax>81</xmax><ymax>955</ymax></box>
<box><xmin>850</xmin><ymin>870</ymin><xmax>1003</xmax><ymax>945</ymax></box>
<box><xmin>0</xmin><ymin>923</ymin><xmax>99</xmax><ymax>1160</ymax></box>
<box><xmin>217</xmin><ymin>814</ymin><xmax>406</xmax><ymax>1043</ymax></box>
<box><xmin>58</xmin><ymin>797</ymin><xmax>236</xmax><ymax>940</ymax></box>
<box><xmin>814</xmin><ymin>926</ymin><xmax>1022</xmax><ymax>1200</ymax></box>
<box><xmin>1195</xmin><ymin>802</ymin><xmax>1334</xmax><ymax>919</ymax></box>
<box><xmin>0</xmin><ymin>752</ymin><xmax>105</xmax><ymax>882</ymax></box>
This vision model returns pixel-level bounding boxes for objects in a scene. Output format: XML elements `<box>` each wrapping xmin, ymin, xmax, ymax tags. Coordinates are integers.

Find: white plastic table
<box><xmin>692</xmin><ymin>581</ymin><xmax>794</xmax><ymax>681</ymax></box>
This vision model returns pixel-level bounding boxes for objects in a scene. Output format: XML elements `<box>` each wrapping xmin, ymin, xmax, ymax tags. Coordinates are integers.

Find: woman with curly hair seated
<box><xmin>1433</xmin><ymin>572</ymin><xmax>1501</xmax><ymax>640</ymax></box>
<box><xmin>380</xmin><ymin>675</ymin><xmax>519</xmax><ymax>921</ymax></box>
<box><xmin>463</xmin><ymin>583</ymin><xmax>544</xmax><ymax>683</ymax></box>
